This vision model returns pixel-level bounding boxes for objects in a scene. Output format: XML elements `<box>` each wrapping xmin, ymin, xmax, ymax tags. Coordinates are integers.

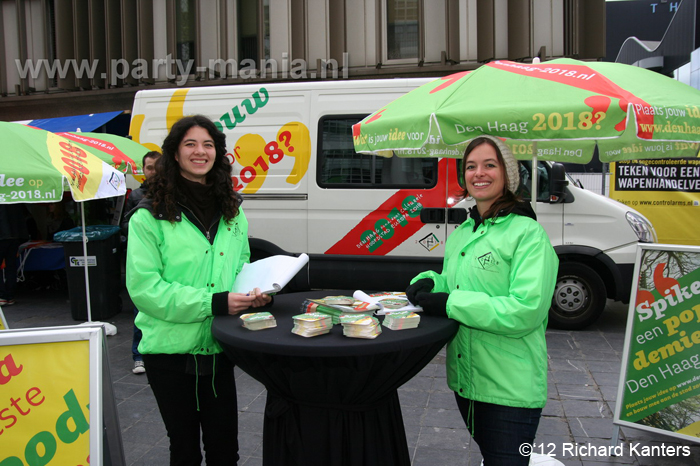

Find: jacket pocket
<box><xmin>470</xmin><ymin>331</ymin><xmax>537</xmax><ymax>403</ymax></box>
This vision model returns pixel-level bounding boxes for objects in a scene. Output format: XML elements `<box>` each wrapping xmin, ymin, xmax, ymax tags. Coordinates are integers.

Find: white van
<box><xmin>129</xmin><ymin>78</ymin><xmax>657</xmax><ymax>329</ymax></box>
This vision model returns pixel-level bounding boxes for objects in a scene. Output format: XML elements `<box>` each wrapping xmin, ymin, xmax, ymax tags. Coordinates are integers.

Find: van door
<box><xmin>520</xmin><ymin>161</ymin><xmax>564</xmax><ymax>246</ymax></box>
<box><xmin>308</xmin><ymin>115</ymin><xmax>452</xmax><ymax>290</ymax></box>
<box><xmin>424</xmin><ymin>158</ymin><xmax>466</xmax><ymax>249</ymax></box>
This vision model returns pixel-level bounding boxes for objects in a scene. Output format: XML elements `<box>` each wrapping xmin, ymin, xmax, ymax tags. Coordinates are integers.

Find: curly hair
<box><xmin>149</xmin><ymin>115</ymin><xmax>239</xmax><ymax>222</ymax></box>
<box><xmin>460</xmin><ymin>137</ymin><xmax>520</xmax><ymax>219</ymax></box>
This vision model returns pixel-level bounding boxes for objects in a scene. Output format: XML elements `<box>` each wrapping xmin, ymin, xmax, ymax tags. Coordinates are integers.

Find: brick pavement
<box><xmin>3</xmin><ymin>282</ymin><xmax>699</xmax><ymax>466</ymax></box>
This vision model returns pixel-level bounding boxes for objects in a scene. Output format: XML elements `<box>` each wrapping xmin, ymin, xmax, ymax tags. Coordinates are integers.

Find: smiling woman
<box><xmin>124</xmin><ymin>114</ymin><xmax>271</xmax><ymax>465</ymax></box>
<box><xmin>462</xmin><ymin>142</ymin><xmax>506</xmax><ymax>216</ymax></box>
<box><xmin>405</xmin><ymin>135</ymin><xmax>559</xmax><ymax>466</ymax></box>
<box><xmin>174</xmin><ymin>126</ymin><xmax>216</xmax><ymax>183</ymax></box>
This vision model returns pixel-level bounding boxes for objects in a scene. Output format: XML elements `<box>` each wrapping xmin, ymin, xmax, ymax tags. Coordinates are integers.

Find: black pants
<box><xmin>144</xmin><ymin>354</ymin><xmax>239</xmax><ymax>466</ymax></box>
<box><xmin>455</xmin><ymin>393</ymin><xmax>542</xmax><ymax>466</ymax></box>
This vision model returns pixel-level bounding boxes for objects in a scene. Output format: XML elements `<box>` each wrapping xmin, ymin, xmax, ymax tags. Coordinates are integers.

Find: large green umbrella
<box><xmin>353</xmin><ymin>58</ymin><xmax>700</xmax><ymax>164</ymax></box>
<box><xmin>0</xmin><ymin>122</ymin><xmax>127</xmax><ymax>202</ymax></box>
<box><xmin>0</xmin><ymin>121</ymin><xmax>127</xmax><ymax>325</ymax></box>
<box><xmin>57</xmin><ymin>131</ymin><xmax>148</xmax><ymax>175</ymax></box>
<box><xmin>353</xmin><ymin>58</ymin><xmax>700</xmax><ymax>212</ymax></box>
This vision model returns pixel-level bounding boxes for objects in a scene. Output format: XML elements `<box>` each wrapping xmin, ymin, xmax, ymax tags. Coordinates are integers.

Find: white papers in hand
<box><xmin>232</xmin><ymin>254</ymin><xmax>309</xmax><ymax>295</ymax></box>
<box><xmin>352</xmin><ymin>290</ymin><xmax>423</xmax><ymax>315</ymax></box>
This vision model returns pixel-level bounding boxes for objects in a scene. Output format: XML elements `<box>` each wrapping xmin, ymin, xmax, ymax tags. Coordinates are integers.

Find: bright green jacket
<box><xmin>413</xmin><ymin>211</ymin><xmax>558</xmax><ymax>408</ymax></box>
<box><xmin>126</xmin><ymin>206</ymin><xmax>249</xmax><ymax>356</ymax></box>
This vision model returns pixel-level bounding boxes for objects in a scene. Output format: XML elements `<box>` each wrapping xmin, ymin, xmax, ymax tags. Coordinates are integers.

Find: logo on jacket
<box><xmin>477</xmin><ymin>252</ymin><xmax>497</xmax><ymax>270</ymax></box>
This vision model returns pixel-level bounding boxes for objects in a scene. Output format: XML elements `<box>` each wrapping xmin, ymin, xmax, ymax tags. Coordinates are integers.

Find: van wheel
<box><xmin>548</xmin><ymin>263</ymin><xmax>606</xmax><ymax>330</ymax></box>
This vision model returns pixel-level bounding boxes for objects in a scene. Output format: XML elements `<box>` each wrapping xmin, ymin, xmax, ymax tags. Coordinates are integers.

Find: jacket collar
<box><xmin>468</xmin><ymin>201</ymin><xmax>537</xmax><ymax>232</ymax></box>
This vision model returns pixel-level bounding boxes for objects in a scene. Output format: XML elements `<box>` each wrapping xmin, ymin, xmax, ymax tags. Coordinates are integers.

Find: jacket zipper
<box><xmin>177</xmin><ymin>202</ymin><xmax>219</xmax><ymax>242</ymax></box>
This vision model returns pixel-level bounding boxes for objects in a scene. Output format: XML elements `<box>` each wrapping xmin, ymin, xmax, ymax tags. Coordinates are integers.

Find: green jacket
<box><xmin>126</xmin><ymin>205</ymin><xmax>249</xmax><ymax>356</ymax></box>
<box><xmin>413</xmin><ymin>207</ymin><xmax>558</xmax><ymax>408</ymax></box>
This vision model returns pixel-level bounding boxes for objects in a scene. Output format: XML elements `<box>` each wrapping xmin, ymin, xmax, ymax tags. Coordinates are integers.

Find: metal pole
<box><xmin>80</xmin><ymin>203</ymin><xmax>93</xmax><ymax>322</ymax></box>
<box><xmin>602</xmin><ymin>162</ymin><xmax>608</xmax><ymax>196</ymax></box>
<box><xmin>531</xmin><ymin>142</ymin><xmax>538</xmax><ymax>215</ymax></box>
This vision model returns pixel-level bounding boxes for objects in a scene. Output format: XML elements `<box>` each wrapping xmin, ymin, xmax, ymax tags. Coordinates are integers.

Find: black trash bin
<box><xmin>54</xmin><ymin>225</ymin><xmax>122</xmax><ymax>321</ymax></box>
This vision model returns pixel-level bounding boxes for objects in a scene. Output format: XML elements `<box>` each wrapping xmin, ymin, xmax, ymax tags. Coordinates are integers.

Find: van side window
<box><xmin>318</xmin><ymin>116</ymin><xmax>437</xmax><ymax>188</ymax></box>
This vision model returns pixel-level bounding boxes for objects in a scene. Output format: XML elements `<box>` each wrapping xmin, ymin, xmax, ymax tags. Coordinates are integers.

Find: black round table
<box><xmin>212</xmin><ymin>290</ymin><xmax>458</xmax><ymax>466</ymax></box>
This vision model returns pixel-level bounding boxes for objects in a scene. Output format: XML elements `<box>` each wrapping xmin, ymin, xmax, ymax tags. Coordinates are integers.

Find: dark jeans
<box><xmin>0</xmin><ymin>238</ymin><xmax>21</xmax><ymax>300</ymax></box>
<box><xmin>144</xmin><ymin>354</ymin><xmax>239</xmax><ymax>466</ymax></box>
<box><xmin>454</xmin><ymin>393</ymin><xmax>542</xmax><ymax>466</ymax></box>
<box><xmin>132</xmin><ymin>308</ymin><xmax>142</xmax><ymax>361</ymax></box>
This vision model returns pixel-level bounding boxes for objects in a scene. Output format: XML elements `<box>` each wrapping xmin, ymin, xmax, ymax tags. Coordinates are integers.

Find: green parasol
<box><xmin>0</xmin><ymin>121</ymin><xmax>127</xmax><ymax>326</ymax></box>
<box><xmin>353</xmin><ymin>58</ymin><xmax>700</xmax><ymax>164</ymax></box>
<box><xmin>57</xmin><ymin>131</ymin><xmax>149</xmax><ymax>175</ymax></box>
<box><xmin>0</xmin><ymin>122</ymin><xmax>126</xmax><ymax>203</ymax></box>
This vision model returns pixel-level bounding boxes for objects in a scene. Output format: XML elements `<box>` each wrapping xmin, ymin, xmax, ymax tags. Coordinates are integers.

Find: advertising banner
<box><xmin>0</xmin><ymin>325</ymin><xmax>123</xmax><ymax>465</ymax></box>
<box><xmin>610</xmin><ymin>159</ymin><xmax>700</xmax><ymax>246</ymax></box>
<box><xmin>615</xmin><ymin>244</ymin><xmax>700</xmax><ymax>441</ymax></box>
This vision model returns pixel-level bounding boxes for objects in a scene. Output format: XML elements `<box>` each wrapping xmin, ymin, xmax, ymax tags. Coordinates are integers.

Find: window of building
<box><xmin>238</xmin><ymin>0</ymin><xmax>270</xmax><ymax>63</ymax></box>
<box><xmin>383</xmin><ymin>0</ymin><xmax>421</xmax><ymax>63</ymax></box>
<box><xmin>318</xmin><ymin>116</ymin><xmax>437</xmax><ymax>188</ymax></box>
<box><xmin>45</xmin><ymin>0</ymin><xmax>58</xmax><ymax>88</ymax></box>
<box><xmin>176</xmin><ymin>0</ymin><xmax>196</xmax><ymax>71</ymax></box>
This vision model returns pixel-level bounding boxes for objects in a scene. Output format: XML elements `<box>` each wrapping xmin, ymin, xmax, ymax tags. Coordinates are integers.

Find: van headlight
<box><xmin>626</xmin><ymin>211</ymin><xmax>657</xmax><ymax>243</ymax></box>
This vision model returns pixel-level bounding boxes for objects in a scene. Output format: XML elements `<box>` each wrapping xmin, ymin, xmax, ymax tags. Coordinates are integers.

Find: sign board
<box><xmin>610</xmin><ymin>159</ymin><xmax>700</xmax><ymax>246</ymax></box>
<box><xmin>0</xmin><ymin>324</ymin><xmax>125</xmax><ymax>465</ymax></box>
<box><xmin>0</xmin><ymin>308</ymin><xmax>7</xmax><ymax>330</ymax></box>
<box><xmin>614</xmin><ymin>244</ymin><xmax>700</xmax><ymax>441</ymax></box>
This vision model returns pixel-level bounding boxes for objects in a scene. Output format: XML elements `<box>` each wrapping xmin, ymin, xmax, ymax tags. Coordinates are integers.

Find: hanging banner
<box><xmin>610</xmin><ymin>159</ymin><xmax>700</xmax><ymax>246</ymax></box>
<box><xmin>615</xmin><ymin>244</ymin><xmax>700</xmax><ymax>442</ymax></box>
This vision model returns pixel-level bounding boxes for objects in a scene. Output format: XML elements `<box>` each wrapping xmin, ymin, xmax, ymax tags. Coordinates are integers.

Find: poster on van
<box><xmin>129</xmin><ymin>87</ymin><xmax>312</xmax><ymax>194</ymax></box>
<box><xmin>615</xmin><ymin>244</ymin><xmax>700</xmax><ymax>442</ymax></box>
<box><xmin>610</xmin><ymin>159</ymin><xmax>700</xmax><ymax>246</ymax></box>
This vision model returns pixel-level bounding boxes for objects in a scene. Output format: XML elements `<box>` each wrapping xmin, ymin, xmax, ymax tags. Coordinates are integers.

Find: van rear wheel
<box><xmin>548</xmin><ymin>262</ymin><xmax>606</xmax><ymax>330</ymax></box>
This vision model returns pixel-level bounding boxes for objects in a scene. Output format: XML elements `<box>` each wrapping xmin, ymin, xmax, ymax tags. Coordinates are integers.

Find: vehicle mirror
<box><xmin>549</xmin><ymin>163</ymin><xmax>569</xmax><ymax>203</ymax></box>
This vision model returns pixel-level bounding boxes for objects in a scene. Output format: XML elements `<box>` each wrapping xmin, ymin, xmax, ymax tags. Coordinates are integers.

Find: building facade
<box><xmin>0</xmin><ymin>0</ymin><xmax>605</xmax><ymax>121</ymax></box>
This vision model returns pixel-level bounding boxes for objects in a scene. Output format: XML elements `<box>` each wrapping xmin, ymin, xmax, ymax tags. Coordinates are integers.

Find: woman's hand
<box><xmin>248</xmin><ymin>287</ymin><xmax>272</xmax><ymax>308</ymax></box>
<box><xmin>406</xmin><ymin>278</ymin><xmax>434</xmax><ymax>305</ymax></box>
<box><xmin>416</xmin><ymin>292</ymin><xmax>449</xmax><ymax>317</ymax></box>
<box><xmin>227</xmin><ymin>288</ymin><xmax>270</xmax><ymax>315</ymax></box>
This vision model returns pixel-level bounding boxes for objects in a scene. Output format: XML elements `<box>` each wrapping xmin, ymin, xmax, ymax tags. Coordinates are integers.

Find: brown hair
<box><xmin>149</xmin><ymin>115</ymin><xmax>240</xmax><ymax>222</ymax></box>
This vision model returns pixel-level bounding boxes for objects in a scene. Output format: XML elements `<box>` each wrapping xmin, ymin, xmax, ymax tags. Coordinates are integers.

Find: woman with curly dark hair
<box><xmin>126</xmin><ymin>114</ymin><xmax>271</xmax><ymax>465</ymax></box>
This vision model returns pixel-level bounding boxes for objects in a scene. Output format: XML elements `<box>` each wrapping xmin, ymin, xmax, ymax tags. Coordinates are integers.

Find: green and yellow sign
<box><xmin>618</xmin><ymin>245</ymin><xmax>700</xmax><ymax>440</ymax></box>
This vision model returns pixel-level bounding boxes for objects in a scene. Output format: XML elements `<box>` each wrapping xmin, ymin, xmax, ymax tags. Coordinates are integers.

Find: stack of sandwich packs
<box><xmin>239</xmin><ymin>312</ymin><xmax>277</xmax><ymax>331</ymax></box>
<box><xmin>292</xmin><ymin>312</ymin><xmax>333</xmax><ymax>337</ymax></box>
<box><xmin>382</xmin><ymin>311</ymin><xmax>420</xmax><ymax>330</ymax></box>
<box><xmin>340</xmin><ymin>314</ymin><xmax>382</xmax><ymax>339</ymax></box>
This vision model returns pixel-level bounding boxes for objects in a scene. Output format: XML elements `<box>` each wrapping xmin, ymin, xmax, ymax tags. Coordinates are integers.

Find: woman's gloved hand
<box><xmin>416</xmin><ymin>292</ymin><xmax>449</xmax><ymax>318</ymax></box>
<box><xmin>405</xmin><ymin>278</ymin><xmax>434</xmax><ymax>305</ymax></box>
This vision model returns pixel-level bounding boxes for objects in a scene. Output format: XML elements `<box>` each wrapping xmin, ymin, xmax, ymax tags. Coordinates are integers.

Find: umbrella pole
<box><xmin>531</xmin><ymin>142</ymin><xmax>538</xmax><ymax>216</ymax></box>
<box><xmin>80</xmin><ymin>203</ymin><xmax>93</xmax><ymax>322</ymax></box>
